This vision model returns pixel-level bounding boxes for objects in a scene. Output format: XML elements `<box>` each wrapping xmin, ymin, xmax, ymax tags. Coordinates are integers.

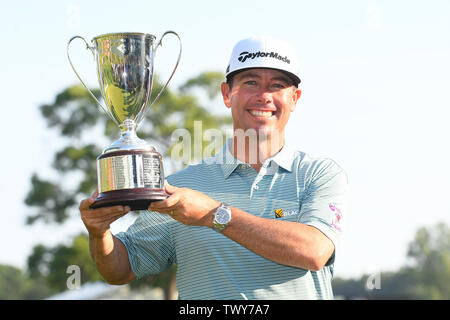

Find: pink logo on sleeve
<box><xmin>329</xmin><ymin>203</ymin><xmax>343</xmax><ymax>232</ymax></box>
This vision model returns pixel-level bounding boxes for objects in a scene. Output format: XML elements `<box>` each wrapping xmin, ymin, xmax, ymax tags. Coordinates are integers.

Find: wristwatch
<box><xmin>212</xmin><ymin>203</ymin><xmax>232</xmax><ymax>232</ymax></box>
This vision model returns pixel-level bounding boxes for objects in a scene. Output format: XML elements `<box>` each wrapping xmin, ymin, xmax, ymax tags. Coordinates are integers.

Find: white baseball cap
<box><xmin>225</xmin><ymin>35</ymin><xmax>301</xmax><ymax>86</ymax></box>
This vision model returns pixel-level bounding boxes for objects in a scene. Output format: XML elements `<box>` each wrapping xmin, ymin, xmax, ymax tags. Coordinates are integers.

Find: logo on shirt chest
<box><xmin>274</xmin><ymin>208</ymin><xmax>299</xmax><ymax>219</ymax></box>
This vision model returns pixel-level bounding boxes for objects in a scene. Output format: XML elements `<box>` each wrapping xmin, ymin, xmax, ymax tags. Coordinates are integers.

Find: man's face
<box><xmin>221</xmin><ymin>68</ymin><xmax>301</xmax><ymax>138</ymax></box>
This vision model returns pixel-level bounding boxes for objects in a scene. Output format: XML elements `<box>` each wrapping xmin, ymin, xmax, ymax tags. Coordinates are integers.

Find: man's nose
<box><xmin>255</xmin><ymin>88</ymin><xmax>273</xmax><ymax>104</ymax></box>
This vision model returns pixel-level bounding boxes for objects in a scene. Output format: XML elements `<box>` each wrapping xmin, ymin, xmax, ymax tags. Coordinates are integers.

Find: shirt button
<box><xmin>241</xmin><ymin>165</ymin><xmax>247</xmax><ymax>170</ymax></box>
<box><xmin>253</xmin><ymin>185</ymin><xmax>259</xmax><ymax>190</ymax></box>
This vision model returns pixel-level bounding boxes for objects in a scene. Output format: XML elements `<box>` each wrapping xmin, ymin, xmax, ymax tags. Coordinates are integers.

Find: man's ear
<box><xmin>290</xmin><ymin>88</ymin><xmax>302</xmax><ymax>112</ymax></box>
<box><xmin>221</xmin><ymin>82</ymin><xmax>232</xmax><ymax>109</ymax></box>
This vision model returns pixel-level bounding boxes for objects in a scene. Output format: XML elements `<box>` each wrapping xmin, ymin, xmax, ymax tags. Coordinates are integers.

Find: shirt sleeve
<box><xmin>298</xmin><ymin>158</ymin><xmax>348</xmax><ymax>266</ymax></box>
<box><xmin>115</xmin><ymin>210</ymin><xmax>176</xmax><ymax>279</ymax></box>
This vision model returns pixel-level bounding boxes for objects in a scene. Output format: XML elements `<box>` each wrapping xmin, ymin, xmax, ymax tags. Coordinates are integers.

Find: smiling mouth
<box><xmin>248</xmin><ymin>110</ymin><xmax>274</xmax><ymax>118</ymax></box>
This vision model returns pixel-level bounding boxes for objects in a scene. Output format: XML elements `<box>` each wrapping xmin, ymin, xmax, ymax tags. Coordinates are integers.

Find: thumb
<box><xmin>89</xmin><ymin>188</ymin><xmax>99</xmax><ymax>202</ymax></box>
<box><xmin>164</xmin><ymin>180</ymin><xmax>178</xmax><ymax>194</ymax></box>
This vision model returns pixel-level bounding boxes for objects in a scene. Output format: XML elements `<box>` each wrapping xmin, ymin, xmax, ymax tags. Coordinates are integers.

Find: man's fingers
<box><xmin>164</xmin><ymin>180</ymin><xmax>178</xmax><ymax>195</ymax></box>
<box><xmin>79</xmin><ymin>197</ymin><xmax>95</xmax><ymax>211</ymax></box>
<box><xmin>80</xmin><ymin>201</ymin><xmax>131</xmax><ymax>217</ymax></box>
<box><xmin>79</xmin><ymin>189</ymin><xmax>99</xmax><ymax>211</ymax></box>
<box><xmin>103</xmin><ymin>208</ymin><xmax>130</xmax><ymax>223</ymax></box>
<box><xmin>92</xmin><ymin>205</ymin><xmax>131</xmax><ymax>217</ymax></box>
<box><xmin>149</xmin><ymin>192</ymin><xmax>180</xmax><ymax>210</ymax></box>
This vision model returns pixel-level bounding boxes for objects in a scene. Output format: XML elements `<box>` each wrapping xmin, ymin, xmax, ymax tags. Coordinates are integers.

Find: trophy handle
<box><xmin>67</xmin><ymin>36</ymin><xmax>117</xmax><ymax>125</ymax></box>
<box><xmin>140</xmin><ymin>31</ymin><xmax>182</xmax><ymax>124</ymax></box>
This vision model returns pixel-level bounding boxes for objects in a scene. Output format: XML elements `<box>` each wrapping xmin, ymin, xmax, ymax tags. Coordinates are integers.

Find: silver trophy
<box><xmin>67</xmin><ymin>32</ymin><xmax>182</xmax><ymax>210</ymax></box>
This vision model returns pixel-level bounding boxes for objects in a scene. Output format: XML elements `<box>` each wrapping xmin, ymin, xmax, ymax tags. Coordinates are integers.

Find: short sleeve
<box><xmin>298</xmin><ymin>159</ymin><xmax>348</xmax><ymax>266</ymax></box>
<box><xmin>115</xmin><ymin>210</ymin><xmax>176</xmax><ymax>279</ymax></box>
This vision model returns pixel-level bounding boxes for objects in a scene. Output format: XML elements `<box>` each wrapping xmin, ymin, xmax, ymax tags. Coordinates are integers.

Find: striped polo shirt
<box><xmin>115</xmin><ymin>139</ymin><xmax>348</xmax><ymax>300</ymax></box>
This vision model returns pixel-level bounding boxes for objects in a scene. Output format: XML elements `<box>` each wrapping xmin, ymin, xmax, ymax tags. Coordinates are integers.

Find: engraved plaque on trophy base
<box><xmin>91</xmin><ymin>149</ymin><xmax>168</xmax><ymax>211</ymax></box>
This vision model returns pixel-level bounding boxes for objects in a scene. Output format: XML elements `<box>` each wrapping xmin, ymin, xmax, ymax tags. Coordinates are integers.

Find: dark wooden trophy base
<box><xmin>90</xmin><ymin>188</ymin><xmax>168</xmax><ymax>211</ymax></box>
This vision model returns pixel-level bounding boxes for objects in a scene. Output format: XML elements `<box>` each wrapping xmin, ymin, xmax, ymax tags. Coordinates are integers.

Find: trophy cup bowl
<box><xmin>67</xmin><ymin>32</ymin><xmax>182</xmax><ymax>210</ymax></box>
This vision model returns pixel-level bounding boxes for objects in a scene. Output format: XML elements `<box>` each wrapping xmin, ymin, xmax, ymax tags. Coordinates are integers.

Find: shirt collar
<box><xmin>215</xmin><ymin>139</ymin><xmax>296</xmax><ymax>178</ymax></box>
<box><xmin>215</xmin><ymin>139</ymin><xmax>244</xmax><ymax>179</ymax></box>
<box><xmin>268</xmin><ymin>144</ymin><xmax>296</xmax><ymax>172</ymax></box>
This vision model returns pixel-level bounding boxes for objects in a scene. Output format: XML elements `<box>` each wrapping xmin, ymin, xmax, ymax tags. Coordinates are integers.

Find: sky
<box><xmin>1</xmin><ymin>0</ymin><xmax>449</xmax><ymax>280</ymax></box>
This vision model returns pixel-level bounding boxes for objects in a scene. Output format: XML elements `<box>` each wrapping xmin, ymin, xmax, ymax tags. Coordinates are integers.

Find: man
<box><xmin>79</xmin><ymin>35</ymin><xmax>348</xmax><ymax>299</ymax></box>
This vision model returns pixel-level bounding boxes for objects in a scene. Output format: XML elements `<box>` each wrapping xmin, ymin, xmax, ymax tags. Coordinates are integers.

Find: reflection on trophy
<box><xmin>67</xmin><ymin>32</ymin><xmax>182</xmax><ymax>210</ymax></box>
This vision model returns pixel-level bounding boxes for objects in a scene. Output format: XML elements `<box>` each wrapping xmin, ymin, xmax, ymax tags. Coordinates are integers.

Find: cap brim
<box><xmin>226</xmin><ymin>67</ymin><xmax>301</xmax><ymax>86</ymax></box>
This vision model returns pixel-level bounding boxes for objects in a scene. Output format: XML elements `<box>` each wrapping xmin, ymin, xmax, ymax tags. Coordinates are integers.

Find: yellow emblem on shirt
<box><xmin>275</xmin><ymin>208</ymin><xmax>284</xmax><ymax>218</ymax></box>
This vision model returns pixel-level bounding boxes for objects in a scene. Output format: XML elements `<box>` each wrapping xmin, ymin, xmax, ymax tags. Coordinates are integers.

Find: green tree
<box><xmin>24</xmin><ymin>71</ymin><xmax>231</xmax><ymax>298</ymax></box>
<box><xmin>333</xmin><ymin>221</ymin><xmax>450</xmax><ymax>300</ymax></box>
<box><xmin>407</xmin><ymin>221</ymin><xmax>450</xmax><ymax>299</ymax></box>
<box><xmin>27</xmin><ymin>234</ymin><xmax>103</xmax><ymax>293</ymax></box>
<box><xmin>333</xmin><ymin>268</ymin><xmax>421</xmax><ymax>299</ymax></box>
<box><xmin>0</xmin><ymin>264</ymin><xmax>52</xmax><ymax>299</ymax></box>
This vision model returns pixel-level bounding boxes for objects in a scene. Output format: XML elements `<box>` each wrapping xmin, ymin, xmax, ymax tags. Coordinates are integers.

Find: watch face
<box><xmin>216</xmin><ymin>208</ymin><xmax>230</xmax><ymax>224</ymax></box>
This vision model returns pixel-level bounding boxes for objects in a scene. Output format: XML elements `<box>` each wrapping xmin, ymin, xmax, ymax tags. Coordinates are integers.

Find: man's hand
<box><xmin>149</xmin><ymin>181</ymin><xmax>221</xmax><ymax>227</ymax></box>
<box><xmin>79</xmin><ymin>189</ymin><xmax>131</xmax><ymax>239</ymax></box>
<box><xmin>78</xmin><ymin>189</ymin><xmax>135</xmax><ymax>285</ymax></box>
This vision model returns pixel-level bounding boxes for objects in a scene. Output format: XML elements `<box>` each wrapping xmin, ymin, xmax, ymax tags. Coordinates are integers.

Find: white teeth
<box><xmin>249</xmin><ymin>110</ymin><xmax>273</xmax><ymax>117</ymax></box>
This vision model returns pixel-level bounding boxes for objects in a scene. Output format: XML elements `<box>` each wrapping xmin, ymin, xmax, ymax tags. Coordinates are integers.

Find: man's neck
<box><xmin>231</xmin><ymin>133</ymin><xmax>284</xmax><ymax>172</ymax></box>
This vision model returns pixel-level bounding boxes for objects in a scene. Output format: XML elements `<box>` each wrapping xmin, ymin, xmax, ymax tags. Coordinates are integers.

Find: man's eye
<box><xmin>244</xmin><ymin>80</ymin><xmax>257</xmax><ymax>85</ymax></box>
<box><xmin>272</xmin><ymin>83</ymin><xmax>285</xmax><ymax>89</ymax></box>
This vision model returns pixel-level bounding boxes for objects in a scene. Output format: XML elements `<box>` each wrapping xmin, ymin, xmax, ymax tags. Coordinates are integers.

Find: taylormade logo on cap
<box><xmin>226</xmin><ymin>35</ymin><xmax>301</xmax><ymax>85</ymax></box>
<box><xmin>237</xmin><ymin>51</ymin><xmax>291</xmax><ymax>64</ymax></box>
